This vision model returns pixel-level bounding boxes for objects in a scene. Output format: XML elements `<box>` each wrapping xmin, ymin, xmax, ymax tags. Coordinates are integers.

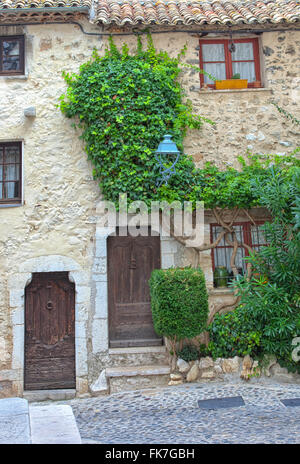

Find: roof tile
<box><xmin>0</xmin><ymin>0</ymin><xmax>299</xmax><ymax>27</ymax></box>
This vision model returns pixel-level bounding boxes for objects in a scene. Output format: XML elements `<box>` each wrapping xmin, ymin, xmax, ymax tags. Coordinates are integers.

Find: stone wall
<box><xmin>173</xmin><ymin>355</ymin><xmax>300</xmax><ymax>385</ymax></box>
<box><xmin>0</xmin><ymin>20</ymin><xmax>299</xmax><ymax>397</ymax></box>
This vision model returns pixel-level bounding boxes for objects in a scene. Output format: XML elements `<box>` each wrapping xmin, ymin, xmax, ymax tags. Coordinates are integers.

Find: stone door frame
<box><xmin>9</xmin><ymin>255</ymin><xmax>89</xmax><ymax>396</ymax></box>
<box><xmin>91</xmin><ymin>218</ymin><xmax>180</xmax><ymax>358</ymax></box>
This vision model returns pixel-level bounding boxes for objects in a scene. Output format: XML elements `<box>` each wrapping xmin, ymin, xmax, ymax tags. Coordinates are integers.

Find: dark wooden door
<box><xmin>108</xmin><ymin>232</ymin><xmax>162</xmax><ymax>348</ymax></box>
<box><xmin>24</xmin><ymin>272</ymin><xmax>75</xmax><ymax>390</ymax></box>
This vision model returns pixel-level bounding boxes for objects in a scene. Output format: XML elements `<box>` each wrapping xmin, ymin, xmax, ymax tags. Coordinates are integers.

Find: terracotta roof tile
<box><xmin>0</xmin><ymin>0</ymin><xmax>299</xmax><ymax>27</ymax></box>
<box><xmin>95</xmin><ymin>0</ymin><xmax>300</xmax><ymax>26</ymax></box>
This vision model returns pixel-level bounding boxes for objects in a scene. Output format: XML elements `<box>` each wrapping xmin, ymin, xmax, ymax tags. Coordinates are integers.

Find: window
<box><xmin>211</xmin><ymin>222</ymin><xmax>267</xmax><ymax>286</ymax></box>
<box><xmin>0</xmin><ymin>36</ymin><xmax>24</xmax><ymax>76</ymax></box>
<box><xmin>0</xmin><ymin>142</ymin><xmax>22</xmax><ymax>204</ymax></box>
<box><xmin>199</xmin><ymin>38</ymin><xmax>261</xmax><ymax>88</ymax></box>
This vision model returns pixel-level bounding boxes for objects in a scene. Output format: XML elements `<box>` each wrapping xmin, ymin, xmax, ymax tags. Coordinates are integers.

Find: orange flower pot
<box><xmin>215</xmin><ymin>79</ymin><xmax>248</xmax><ymax>90</ymax></box>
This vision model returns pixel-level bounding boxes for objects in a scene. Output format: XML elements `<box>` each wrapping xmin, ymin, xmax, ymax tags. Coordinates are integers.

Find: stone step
<box><xmin>107</xmin><ymin>345</ymin><xmax>169</xmax><ymax>368</ymax></box>
<box><xmin>29</xmin><ymin>404</ymin><xmax>81</xmax><ymax>444</ymax></box>
<box><xmin>106</xmin><ymin>365</ymin><xmax>170</xmax><ymax>377</ymax></box>
<box><xmin>106</xmin><ymin>365</ymin><xmax>171</xmax><ymax>394</ymax></box>
<box><xmin>23</xmin><ymin>389</ymin><xmax>76</xmax><ymax>403</ymax></box>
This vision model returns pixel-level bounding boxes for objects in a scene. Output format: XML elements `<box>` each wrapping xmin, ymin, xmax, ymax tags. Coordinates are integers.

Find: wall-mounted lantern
<box><xmin>155</xmin><ymin>134</ymin><xmax>180</xmax><ymax>187</ymax></box>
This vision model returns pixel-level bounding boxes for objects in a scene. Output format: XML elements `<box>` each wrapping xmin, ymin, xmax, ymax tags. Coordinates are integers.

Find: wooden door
<box><xmin>24</xmin><ymin>272</ymin><xmax>75</xmax><ymax>390</ymax></box>
<box><xmin>108</xmin><ymin>231</ymin><xmax>162</xmax><ymax>347</ymax></box>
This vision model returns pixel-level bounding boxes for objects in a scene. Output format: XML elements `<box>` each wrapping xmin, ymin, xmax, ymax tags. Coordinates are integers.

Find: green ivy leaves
<box><xmin>59</xmin><ymin>36</ymin><xmax>299</xmax><ymax>211</ymax></box>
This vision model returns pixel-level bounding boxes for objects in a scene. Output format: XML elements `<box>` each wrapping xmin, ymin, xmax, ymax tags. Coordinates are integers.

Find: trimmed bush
<box><xmin>149</xmin><ymin>268</ymin><xmax>209</xmax><ymax>351</ymax></box>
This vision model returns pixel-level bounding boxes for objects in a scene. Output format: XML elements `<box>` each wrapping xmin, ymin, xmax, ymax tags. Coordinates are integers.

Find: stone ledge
<box><xmin>23</xmin><ymin>389</ymin><xmax>76</xmax><ymax>402</ymax></box>
<box><xmin>198</xmin><ymin>88</ymin><xmax>273</xmax><ymax>95</ymax></box>
<box><xmin>106</xmin><ymin>365</ymin><xmax>170</xmax><ymax>378</ymax></box>
<box><xmin>209</xmin><ymin>288</ymin><xmax>235</xmax><ymax>296</ymax></box>
<box><xmin>29</xmin><ymin>404</ymin><xmax>81</xmax><ymax>444</ymax></box>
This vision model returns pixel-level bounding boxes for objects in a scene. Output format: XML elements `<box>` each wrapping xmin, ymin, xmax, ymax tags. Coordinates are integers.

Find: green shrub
<box><xmin>207</xmin><ymin>306</ymin><xmax>261</xmax><ymax>359</ymax></box>
<box><xmin>177</xmin><ymin>344</ymin><xmax>199</xmax><ymax>362</ymax></box>
<box><xmin>208</xmin><ymin>167</ymin><xmax>300</xmax><ymax>373</ymax></box>
<box><xmin>149</xmin><ymin>267</ymin><xmax>209</xmax><ymax>352</ymax></box>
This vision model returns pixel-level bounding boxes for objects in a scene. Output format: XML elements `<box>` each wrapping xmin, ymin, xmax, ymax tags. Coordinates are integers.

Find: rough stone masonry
<box><xmin>0</xmin><ymin>18</ymin><xmax>299</xmax><ymax>397</ymax></box>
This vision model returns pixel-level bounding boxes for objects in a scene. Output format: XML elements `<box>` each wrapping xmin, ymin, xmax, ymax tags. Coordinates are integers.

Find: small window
<box><xmin>199</xmin><ymin>38</ymin><xmax>261</xmax><ymax>88</ymax></box>
<box><xmin>211</xmin><ymin>222</ymin><xmax>267</xmax><ymax>286</ymax></box>
<box><xmin>0</xmin><ymin>142</ymin><xmax>22</xmax><ymax>204</ymax></box>
<box><xmin>0</xmin><ymin>36</ymin><xmax>24</xmax><ymax>76</ymax></box>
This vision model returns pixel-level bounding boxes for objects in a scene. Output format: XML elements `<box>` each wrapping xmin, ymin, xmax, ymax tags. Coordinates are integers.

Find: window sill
<box><xmin>209</xmin><ymin>288</ymin><xmax>235</xmax><ymax>296</ymax></box>
<box><xmin>0</xmin><ymin>74</ymin><xmax>28</xmax><ymax>81</ymax></box>
<box><xmin>199</xmin><ymin>88</ymin><xmax>272</xmax><ymax>95</ymax></box>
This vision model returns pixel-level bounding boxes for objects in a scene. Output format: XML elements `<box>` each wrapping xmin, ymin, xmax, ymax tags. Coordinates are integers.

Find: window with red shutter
<box><xmin>199</xmin><ymin>38</ymin><xmax>261</xmax><ymax>88</ymax></box>
<box><xmin>211</xmin><ymin>222</ymin><xmax>267</xmax><ymax>286</ymax></box>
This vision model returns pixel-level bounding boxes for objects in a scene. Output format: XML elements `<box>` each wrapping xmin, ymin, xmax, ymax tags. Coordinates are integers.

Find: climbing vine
<box><xmin>59</xmin><ymin>35</ymin><xmax>214</xmax><ymax>207</ymax></box>
<box><xmin>59</xmin><ymin>35</ymin><xmax>299</xmax><ymax>302</ymax></box>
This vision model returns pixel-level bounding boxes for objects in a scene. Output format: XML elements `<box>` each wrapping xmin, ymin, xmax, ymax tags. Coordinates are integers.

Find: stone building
<box><xmin>0</xmin><ymin>0</ymin><xmax>299</xmax><ymax>398</ymax></box>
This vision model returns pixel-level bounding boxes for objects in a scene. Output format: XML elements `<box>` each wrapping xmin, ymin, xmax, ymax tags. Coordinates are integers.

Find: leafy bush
<box><xmin>149</xmin><ymin>268</ymin><xmax>208</xmax><ymax>352</ymax></box>
<box><xmin>208</xmin><ymin>167</ymin><xmax>300</xmax><ymax>372</ymax></box>
<box><xmin>177</xmin><ymin>344</ymin><xmax>199</xmax><ymax>362</ymax></box>
<box><xmin>59</xmin><ymin>35</ymin><xmax>211</xmax><ymax>208</ymax></box>
<box><xmin>59</xmin><ymin>35</ymin><xmax>300</xmax><ymax>212</ymax></box>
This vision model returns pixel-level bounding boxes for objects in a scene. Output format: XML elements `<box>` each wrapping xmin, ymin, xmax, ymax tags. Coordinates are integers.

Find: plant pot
<box><xmin>213</xmin><ymin>266</ymin><xmax>229</xmax><ymax>287</ymax></box>
<box><xmin>215</xmin><ymin>79</ymin><xmax>248</xmax><ymax>90</ymax></box>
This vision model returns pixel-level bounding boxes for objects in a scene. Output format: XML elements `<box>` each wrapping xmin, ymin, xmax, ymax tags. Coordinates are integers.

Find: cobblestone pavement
<box><xmin>66</xmin><ymin>382</ymin><xmax>300</xmax><ymax>444</ymax></box>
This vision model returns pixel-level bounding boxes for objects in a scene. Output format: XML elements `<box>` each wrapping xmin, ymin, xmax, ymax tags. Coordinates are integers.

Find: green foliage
<box><xmin>272</xmin><ymin>101</ymin><xmax>300</xmax><ymax>126</ymax></box>
<box><xmin>208</xmin><ymin>167</ymin><xmax>300</xmax><ymax>372</ymax></box>
<box><xmin>177</xmin><ymin>344</ymin><xmax>199</xmax><ymax>362</ymax></box>
<box><xmin>149</xmin><ymin>268</ymin><xmax>209</xmax><ymax>346</ymax></box>
<box><xmin>208</xmin><ymin>307</ymin><xmax>261</xmax><ymax>359</ymax></box>
<box><xmin>59</xmin><ymin>36</ymin><xmax>299</xmax><ymax>212</ymax></box>
<box><xmin>232</xmin><ymin>73</ymin><xmax>241</xmax><ymax>79</ymax></box>
<box><xmin>188</xmin><ymin>153</ymin><xmax>300</xmax><ymax>210</ymax></box>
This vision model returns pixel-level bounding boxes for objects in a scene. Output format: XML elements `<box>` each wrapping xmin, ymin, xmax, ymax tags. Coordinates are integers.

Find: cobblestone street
<box><xmin>65</xmin><ymin>382</ymin><xmax>300</xmax><ymax>444</ymax></box>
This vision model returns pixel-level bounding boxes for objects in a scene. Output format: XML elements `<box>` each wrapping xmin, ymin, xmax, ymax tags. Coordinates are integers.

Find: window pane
<box><xmin>233</xmin><ymin>225</ymin><xmax>243</xmax><ymax>243</ymax></box>
<box><xmin>0</xmin><ymin>165</ymin><xmax>3</xmax><ymax>182</ymax></box>
<box><xmin>5</xmin><ymin>146</ymin><xmax>20</xmax><ymax>163</ymax></box>
<box><xmin>202</xmin><ymin>44</ymin><xmax>225</xmax><ymax>62</ymax></box>
<box><xmin>4</xmin><ymin>164</ymin><xmax>19</xmax><ymax>181</ymax></box>
<box><xmin>0</xmin><ymin>147</ymin><xmax>3</xmax><ymax>163</ymax></box>
<box><xmin>213</xmin><ymin>246</ymin><xmax>246</xmax><ymax>275</ymax></box>
<box><xmin>231</xmin><ymin>42</ymin><xmax>254</xmax><ymax>61</ymax></box>
<box><xmin>2</xmin><ymin>40</ymin><xmax>21</xmax><ymax>71</ymax></box>
<box><xmin>0</xmin><ymin>182</ymin><xmax>2</xmax><ymax>198</ymax></box>
<box><xmin>251</xmin><ymin>225</ymin><xmax>266</xmax><ymax>246</ymax></box>
<box><xmin>232</xmin><ymin>61</ymin><xmax>256</xmax><ymax>82</ymax></box>
<box><xmin>204</xmin><ymin>62</ymin><xmax>226</xmax><ymax>83</ymax></box>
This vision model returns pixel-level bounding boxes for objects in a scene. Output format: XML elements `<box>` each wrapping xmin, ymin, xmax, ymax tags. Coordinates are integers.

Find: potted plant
<box><xmin>215</xmin><ymin>73</ymin><xmax>248</xmax><ymax>90</ymax></box>
<box><xmin>213</xmin><ymin>266</ymin><xmax>229</xmax><ymax>287</ymax></box>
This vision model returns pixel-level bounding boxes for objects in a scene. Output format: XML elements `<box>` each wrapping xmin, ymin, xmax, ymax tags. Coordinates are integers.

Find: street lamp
<box><xmin>155</xmin><ymin>134</ymin><xmax>181</xmax><ymax>187</ymax></box>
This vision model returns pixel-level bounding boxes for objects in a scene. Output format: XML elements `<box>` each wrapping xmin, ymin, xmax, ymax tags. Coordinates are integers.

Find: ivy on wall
<box><xmin>59</xmin><ymin>35</ymin><xmax>214</xmax><ymax>207</ymax></box>
<box><xmin>59</xmin><ymin>36</ymin><xmax>299</xmax><ymax>212</ymax></box>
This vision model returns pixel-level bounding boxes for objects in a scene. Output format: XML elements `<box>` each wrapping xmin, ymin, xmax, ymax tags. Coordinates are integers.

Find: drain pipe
<box><xmin>0</xmin><ymin>7</ymin><xmax>90</xmax><ymax>14</ymax></box>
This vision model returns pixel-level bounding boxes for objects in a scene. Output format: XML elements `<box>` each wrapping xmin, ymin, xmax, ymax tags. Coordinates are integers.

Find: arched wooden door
<box><xmin>24</xmin><ymin>272</ymin><xmax>75</xmax><ymax>390</ymax></box>
<box><xmin>108</xmin><ymin>232</ymin><xmax>162</xmax><ymax>348</ymax></box>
